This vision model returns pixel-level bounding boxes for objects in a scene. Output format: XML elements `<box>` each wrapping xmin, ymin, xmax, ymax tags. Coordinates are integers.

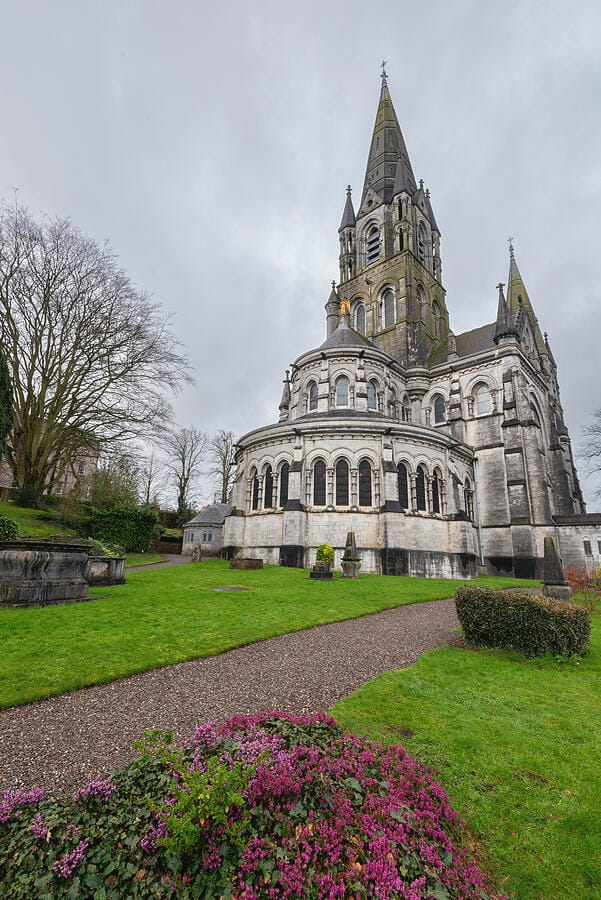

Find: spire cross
<box><xmin>346</xmin><ymin>184</ymin><xmax>352</xmax><ymax>195</ymax></box>
<box><xmin>496</xmin><ymin>282</ymin><xmax>505</xmax><ymax>295</ymax></box>
<box><xmin>380</xmin><ymin>60</ymin><xmax>388</xmax><ymax>85</ymax></box>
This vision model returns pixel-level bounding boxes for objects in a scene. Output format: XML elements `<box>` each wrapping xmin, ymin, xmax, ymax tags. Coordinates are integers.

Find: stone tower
<box><xmin>331</xmin><ymin>68</ymin><xmax>448</xmax><ymax>368</ymax></box>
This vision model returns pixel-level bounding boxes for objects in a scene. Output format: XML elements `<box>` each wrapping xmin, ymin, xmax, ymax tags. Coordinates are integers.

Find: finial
<box><xmin>508</xmin><ymin>235</ymin><xmax>515</xmax><ymax>258</ymax></box>
<box><xmin>346</xmin><ymin>184</ymin><xmax>352</xmax><ymax>195</ymax></box>
<box><xmin>544</xmin><ymin>332</ymin><xmax>549</xmax><ymax>343</ymax></box>
<box><xmin>425</xmin><ymin>187</ymin><xmax>430</xmax><ymax>198</ymax></box>
<box><xmin>419</xmin><ymin>178</ymin><xmax>424</xmax><ymax>190</ymax></box>
<box><xmin>331</xmin><ymin>280</ymin><xmax>336</xmax><ymax>290</ymax></box>
<box><xmin>380</xmin><ymin>60</ymin><xmax>388</xmax><ymax>86</ymax></box>
<box><xmin>496</xmin><ymin>282</ymin><xmax>505</xmax><ymax>295</ymax></box>
<box><xmin>285</xmin><ymin>368</ymin><xmax>290</xmax><ymax>381</ymax></box>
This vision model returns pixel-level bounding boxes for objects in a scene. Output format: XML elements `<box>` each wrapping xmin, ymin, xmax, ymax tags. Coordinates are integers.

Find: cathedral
<box><xmin>223</xmin><ymin>72</ymin><xmax>601</xmax><ymax>578</ymax></box>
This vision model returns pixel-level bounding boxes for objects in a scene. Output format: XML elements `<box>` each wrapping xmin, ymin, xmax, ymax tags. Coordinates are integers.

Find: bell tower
<box><xmin>333</xmin><ymin>65</ymin><xmax>448</xmax><ymax>368</ymax></box>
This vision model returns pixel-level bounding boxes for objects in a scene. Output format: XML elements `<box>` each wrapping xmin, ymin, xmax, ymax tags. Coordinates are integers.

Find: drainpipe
<box><xmin>472</xmin><ymin>456</ymin><xmax>485</xmax><ymax>572</ymax></box>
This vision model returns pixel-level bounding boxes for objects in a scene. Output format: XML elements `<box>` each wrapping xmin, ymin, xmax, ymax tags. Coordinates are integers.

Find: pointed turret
<box><xmin>278</xmin><ymin>370</ymin><xmax>291</xmax><ymax>422</ymax></box>
<box><xmin>325</xmin><ymin>281</ymin><xmax>341</xmax><ymax>337</ymax></box>
<box><xmin>506</xmin><ymin>239</ymin><xmax>545</xmax><ymax>353</ymax></box>
<box><xmin>359</xmin><ymin>74</ymin><xmax>417</xmax><ymax>214</ymax></box>
<box><xmin>493</xmin><ymin>282</ymin><xmax>518</xmax><ymax>344</ymax></box>
<box><xmin>338</xmin><ymin>185</ymin><xmax>356</xmax><ymax>231</ymax></box>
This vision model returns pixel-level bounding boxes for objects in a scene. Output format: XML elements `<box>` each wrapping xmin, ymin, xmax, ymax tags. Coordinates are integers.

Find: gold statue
<box><xmin>340</xmin><ymin>298</ymin><xmax>351</xmax><ymax>316</ymax></box>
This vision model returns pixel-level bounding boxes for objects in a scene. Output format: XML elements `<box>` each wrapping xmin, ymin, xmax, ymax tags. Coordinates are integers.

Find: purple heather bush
<box><xmin>0</xmin><ymin>713</ymin><xmax>502</xmax><ymax>898</ymax></box>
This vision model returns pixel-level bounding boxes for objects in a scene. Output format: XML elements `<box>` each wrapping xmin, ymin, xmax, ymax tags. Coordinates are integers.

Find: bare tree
<box><xmin>139</xmin><ymin>450</ymin><xmax>166</xmax><ymax>507</ymax></box>
<box><xmin>208</xmin><ymin>429</ymin><xmax>238</xmax><ymax>503</ymax></box>
<box><xmin>582</xmin><ymin>408</ymin><xmax>601</xmax><ymax>497</ymax></box>
<box><xmin>163</xmin><ymin>426</ymin><xmax>207</xmax><ymax>520</ymax></box>
<box><xmin>88</xmin><ymin>450</ymin><xmax>141</xmax><ymax>509</ymax></box>
<box><xmin>0</xmin><ymin>203</ymin><xmax>191</xmax><ymax>500</ymax></box>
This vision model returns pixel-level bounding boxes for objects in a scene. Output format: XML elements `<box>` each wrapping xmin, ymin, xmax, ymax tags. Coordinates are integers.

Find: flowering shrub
<box><xmin>565</xmin><ymin>566</ymin><xmax>601</xmax><ymax>613</ymax></box>
<box><xmin>0</xmin><ymin>714</ymin><xmax>502</xmax><ymax>898</ymax></box>
<box><xmin>316</xmin><ymin>543</ymin><xmax>335</xmax><ymax>568</ymax></box>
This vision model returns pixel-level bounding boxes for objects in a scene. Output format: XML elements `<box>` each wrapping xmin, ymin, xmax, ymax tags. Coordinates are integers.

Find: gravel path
<box><xmin>0</xmin><ymin>597</ymin><xmax>458</xmax><ymax>796</ymax></box>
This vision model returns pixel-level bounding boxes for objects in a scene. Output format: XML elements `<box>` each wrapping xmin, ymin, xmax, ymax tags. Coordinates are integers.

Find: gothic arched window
<box><xmin>263</xmin><ymin>466</ymin><xmax>274</xmax><ymax>509</ymax></box>
<box><xmin>367</xmin><ymin>380</ymin><xmax>378</xmax><ymax>410</ymax></box>
<box><xmin>416</xmin><ymin>284</ymin><xmax>427</xmax><ymax>317</ymax></box>
<box><xmin>279</xmin><ymin>463</ymin><xmax>289</xmax><ymax>508</ymax></box>
<box><xmin>417</xmin><ymin>222</ymin><xmax>427</xmax><ymax>265</ymax></box>
<box><xmin>366</xmin><ymin>225</ymin><xmax>380</xmax><ymax>266</ymax></box>
<box><xmin>432</xmin><ymin>467</ymin><xmax>442</xmax><ymax>514</ymax></box>
<box><xmin>416</xmin><ymin>465</ymin><xmax>427</xmax><ymax>512</ymax></box>
<box><xmin>397</xmin><ymin>462</ymin><xmax>409</xmax><ymax>509</ymax></box>
<box><xmin>398</xmin><ymin>229</ymin><xmax>404</xmax><ymax>252</ymax></box>
<box><xmin>464</xmin><ymin>478</ymin><xmax>474</xmax><ymax>520</ymax></box>
<box><xmin>308</xmin><ymin>381</ymin><xmax>318</xmax><ymax>411</ymax></box>
<box><xmin>355</xmin><ymin>303</ymin><xmax>366</xmax><ymax>335</ymax></box>
<box><xmin>383</xmin><ymin>289</ymin><xmax>395</xmax><ymax>328</ymax></box>
<box><xmin>336</xmin><ymin>375</ymin><xmax>349</xmax><ymax>407</ymax></box>
<box><xmin>433</xmin><ymin>395</ymin><xmax>445</xmax><ymax>424</ymax></box>
<box><xmin>251</xmin><ymin>469</ymin><xmax>259</xmax><ymax>511</ymax></box>
<box><xmin>313</xmin><ymin>460</ymin><xmax>326</xmax><ymax>506</ymax></box>
<box><xmin>474</xmin><ymin>384</ymin><xmax>492</xmax><ymax>416</ymax></box>
<box><xmin>335</xmin><ymin>459</ymin><xmax>349</xmax><ymax>505</ymax></box>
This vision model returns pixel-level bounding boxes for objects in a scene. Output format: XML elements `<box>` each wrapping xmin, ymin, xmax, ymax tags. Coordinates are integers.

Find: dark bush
<box><xmin>88</xmin><ymin>504</ymin><xmax>158</xmax><ymax>553</ymax></box>
<box><xmin>0</xmin><ymin>514</ymin><xmax>19</xmax><ymax>541</ymax></box>
<box><xmin>455</xmin><ymin>585</ymin><xmax>590</xmax><ymax>657</ymax></box>
<box><xmin>14</xmin><ymin>485</ymin><xmax>39</xmax><ymax>508</ymax></box>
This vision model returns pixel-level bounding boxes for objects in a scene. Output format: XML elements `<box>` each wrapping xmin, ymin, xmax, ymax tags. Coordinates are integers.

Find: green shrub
<box><xmin>455</xmin><ymin>585</ymin><xmax>591</xmax><ymax>657</ymax></box>
<box><xmin>88</xmin><ymin>504</ymin><xmax>158</xmax><ymax>553</ymax></box>
<box><xmin>0</xmin><ymin>513</ymin><xmax>19</xmax><ymax>541</ymax></box>
<box><xmin>316</xmin><ymin>543</ymin><xmax>334</xmax><ymax>567</ymax></box>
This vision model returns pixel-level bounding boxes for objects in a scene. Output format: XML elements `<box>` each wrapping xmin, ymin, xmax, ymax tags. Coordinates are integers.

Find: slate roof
<box><xmin>184</xmin><ymin>503</ymin><xmax>230</xmax><ymax>528</ymax></box>
<box><xmin>319</xmin><ymin>316</ymin><xmax>372</xmax><ymax>351</ymax></box>
<box><xmin>455</xmin><ymin>322</ymin><xmax>496</xmax><ymax>358</ymax></box>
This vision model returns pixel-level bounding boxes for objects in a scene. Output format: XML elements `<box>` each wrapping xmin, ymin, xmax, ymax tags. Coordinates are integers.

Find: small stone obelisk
<box><xmin>542</xmin><ymin>536</ymin><xmax>572</xmax><ymax>604</ymax></box>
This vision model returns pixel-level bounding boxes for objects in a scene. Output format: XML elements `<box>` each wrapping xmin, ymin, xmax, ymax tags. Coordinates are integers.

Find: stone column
<box><xmin>272</xmin><ymin>472</ymin><xmax>279</xmax><ymax>509</ymax></box>
<box><xmin>350</xmin><ymin>467</ymin><xmax>359</xmax><ymax>507</ymax></box>
<box><xmin>327</xmin><ymin>467</ymin><xmax>335</xmax><ymax>507</ymax></box>
<box><xmin>257</xmin><ymin>475</ymin><xmax>264</xmax><ymax>510</ymax></box>
<box><xmin>426</xmin><ymin>476</ymin><xmax>433</xmax><ymax>513</ymax></box>
<box><xmin>410</xmin><ymin>473</ymin><xmax>417</xmax><ymax>511</ymax></box>
<box><xmin>374</xmin><ymin>470</ymin><xmax>381</xmax><ymax>507</ymax></box>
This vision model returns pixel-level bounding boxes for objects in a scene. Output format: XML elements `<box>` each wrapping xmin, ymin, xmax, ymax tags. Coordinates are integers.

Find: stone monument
<box><xmin>341</xmin><ymin>532</ymin><xmax>361</xmax><ymax>578</ymax></box>
<box><xmin>542</xmin><ymin>536</ymin><xmax>572</xmax><ymax>604</ymax></box>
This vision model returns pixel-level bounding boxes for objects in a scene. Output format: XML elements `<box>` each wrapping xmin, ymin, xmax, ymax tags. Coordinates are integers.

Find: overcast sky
<box><xmin>1</xmin><ymin>0</ymin><xmax>600</xmax><ymax>506</ymax></box>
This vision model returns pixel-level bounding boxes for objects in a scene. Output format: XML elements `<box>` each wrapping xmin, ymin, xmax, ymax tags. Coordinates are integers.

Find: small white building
<box><xmin>182</xmin><ymin>503</ymin><xmax>230</xmax><ymax>556</ymax></box>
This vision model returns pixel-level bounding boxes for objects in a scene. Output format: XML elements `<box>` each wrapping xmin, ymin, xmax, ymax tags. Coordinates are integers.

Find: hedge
<box><xmin>455</xmin><ymin>585</ymin><xmax>590</xmax><ymax>658</ymax></box>
<box><xmin>87</xmin><ymin>504</ymin><xmax>158</xmax><ymax>553</ymax></box>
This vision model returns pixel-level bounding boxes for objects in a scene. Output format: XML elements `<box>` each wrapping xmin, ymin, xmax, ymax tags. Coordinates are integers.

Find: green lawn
<box><xmin>0</xmin><ymin>560</ymin><xmax>536</xmax><ymax>709</ymax></box>
<box><xmin>332</xmin><ymin>618</ymin><xmax>601</xmax><ymax>899</ymax></box>
<box><xmin>0</xmin><ymin>499</ymin><xmax>75</xmax><ymax>539</ymax></box>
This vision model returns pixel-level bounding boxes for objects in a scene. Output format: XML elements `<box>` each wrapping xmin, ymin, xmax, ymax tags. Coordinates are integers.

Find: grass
<box><xmin>332</xmin><ymin>618</ymin><xmax>601</xmax><ymax>899</ymax></box>
<box><xmin>0</xmin><ymin>499</ymin><xmax>75</xmax><ymax>539</ymax></box>
<box><xmin>0</xmin><ymin>560</ymin><xmax>536</xmax><ymax>709</ymax></box>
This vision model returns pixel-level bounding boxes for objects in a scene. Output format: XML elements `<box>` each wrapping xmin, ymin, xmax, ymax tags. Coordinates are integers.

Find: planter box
<box><xmin>0</xmin><ymin>541</ymin><xmax>89</xmax><ymax>607</ymax></box>
<box><xmin>88</xmin><ymin>556</ymin><xmax>126</xmax><ymax>586</ymax></box>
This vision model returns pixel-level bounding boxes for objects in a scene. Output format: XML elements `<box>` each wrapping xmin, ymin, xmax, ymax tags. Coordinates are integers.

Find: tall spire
<box><xmin>506</xmin><ymin>239</ymin><xmax>546</xmax><ymax>353</ymax></box>
<box><xmin>338</xmin><ymin>185</ymin><xmax>356</xmax><ymax>231</ymax></box>
<box><xmin>359</xmin><ymin>70</ymin><xmax>417</xmax><ymax>214</ymax></box>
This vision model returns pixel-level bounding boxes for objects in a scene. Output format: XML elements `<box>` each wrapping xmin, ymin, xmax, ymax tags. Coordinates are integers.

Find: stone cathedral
<box><xmin>223</xmin><ymin>73</ymin><xmax>601</xmax><ymax>577</ymax></box>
